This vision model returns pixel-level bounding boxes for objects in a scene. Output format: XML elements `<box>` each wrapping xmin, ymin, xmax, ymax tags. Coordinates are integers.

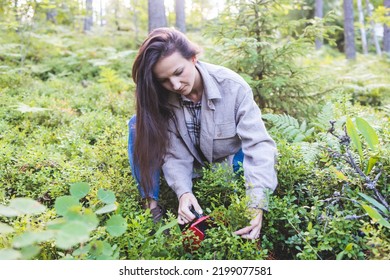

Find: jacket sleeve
<box><xmin>162</xmin><ymin>119</ymin><xmax>195</xmax><ymax>199</ymax></box>
<box><xmin>236</xmin><ymin>89</ymin><xmax>278</xmax><ymax>210</ymax></box>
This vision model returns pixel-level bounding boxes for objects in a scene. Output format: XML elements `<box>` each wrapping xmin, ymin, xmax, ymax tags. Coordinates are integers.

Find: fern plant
<box><xmin>262</xmin><ymin>113</ymin><xmax>315</xmax><ymax>143</ymax></box>
<box><xmin>98</xmin><ymin>67</ymin><xmax>128</xmax><ymax>95</ymax></box>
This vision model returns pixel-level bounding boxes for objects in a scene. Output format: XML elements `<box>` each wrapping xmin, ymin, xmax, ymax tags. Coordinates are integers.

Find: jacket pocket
<box><xmin>214</xmin><ymin>122</ymin><xmax>236</xmax><ymax>139</ymax></box>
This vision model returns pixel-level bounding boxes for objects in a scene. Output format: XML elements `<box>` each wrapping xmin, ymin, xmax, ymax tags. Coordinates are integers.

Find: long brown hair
<box><xmin>132</xmin><ymin>28</ymin><xmax>200</xmax><ymax>196</ymax></box>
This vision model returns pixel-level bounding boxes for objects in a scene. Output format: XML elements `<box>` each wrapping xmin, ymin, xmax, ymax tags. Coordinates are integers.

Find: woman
<box><xmin>128</xmin><ymin>27</ymin><xmax>277</xmax><ymax>240</ymax></box>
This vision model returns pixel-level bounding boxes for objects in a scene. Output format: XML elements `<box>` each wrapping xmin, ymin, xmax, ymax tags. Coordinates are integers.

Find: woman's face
<box><xmin>153</xmin><ymin>51</ymin><xmax>200</xmax><ymax>97</ymax></box>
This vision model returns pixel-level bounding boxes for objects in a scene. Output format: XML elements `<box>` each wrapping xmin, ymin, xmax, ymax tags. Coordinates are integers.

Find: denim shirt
<box><xmin>162</xmin><ymin>61</ymin><xmax>278</xmax><ymax>209</ymax></box>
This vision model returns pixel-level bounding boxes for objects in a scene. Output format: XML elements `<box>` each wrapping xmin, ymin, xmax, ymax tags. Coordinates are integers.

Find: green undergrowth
<box><xmin>1</xmin><ymin>27</ymin><xmax>390</xmax><ymax>260</ymax></box>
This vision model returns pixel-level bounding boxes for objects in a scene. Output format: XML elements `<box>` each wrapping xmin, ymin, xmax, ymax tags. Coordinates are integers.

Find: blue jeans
<box><xmin>128</xmin><ymin>115</ymin><xmax>244</xmax><ymax>200</ymax></box>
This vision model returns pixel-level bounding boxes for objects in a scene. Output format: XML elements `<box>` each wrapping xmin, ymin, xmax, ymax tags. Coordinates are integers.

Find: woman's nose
<box><xmin>170</xmin><ymin>78</ymin><xmax>181</xmax><ymax>90</ymax></box>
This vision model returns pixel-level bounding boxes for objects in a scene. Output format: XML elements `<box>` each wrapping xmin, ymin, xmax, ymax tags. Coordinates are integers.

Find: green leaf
<box><xmin>0</xmin><ymin>222</ymin><xmax>14</xmax><ymax>234</ymax></box>
<box><xmin>9</xmin><ymin>198</ymin><xmax>46</xmax><ymax>215</ymax></box>
<box><xmin>0</xmin><ymin>205</ymin><xmax>21</xmax><ymax>217</ymax></box>
<box><xmin>155</xmin><ymin>219</ymin><xmax>178</xmax><ymax>236</ymax></box>
<box><xmin>0</xmin><ymin>249</ymin><xmax>22</xmax><ymax>260</ymax></box>
<box><xmin>105</xmin><ymin>215</ymin><xmax>127</xmax><ymax>237</ymax></box>
<box><xmin>336</xmin><ymin>251</ymin><xmax>344</xmax><ymax>260</ymax></box>
<box><xmin>66</xmin><ymin>208</ymin><xmax>99</xmax><ymax>231</ymax></box>
<box><xmin>345</xmin><ymin>243</ymin><xmax>353</xmax><ymax>252</ymax></box>
<box><xmin>362</xmin><ymin>204</ymin><xmax>390</xmax><ymax>229</ymax></box>
<box><xmin>72</xmin><ymin>243</ymin><xmax>91</xmax><ymax>256</ymax></box>
<box><xmin>54</xmin><ymin>196</ymin><xmax>79</xmax><ymax>216</ymax></box>
<box><xmin>70</xmin><ymin>182</ymin><xmax>90</xmax><ymax>200</ymax></box>
<box><xmin>13</xmin><ymin>231</ymin><xmax>54</xmax><ymax>248</ymax></box>
<box><xmin>20</xmin><ymin>245</ymin><xmax>41</xmax><ymax>260</ymax></box>
<box><xmin>355</xmin><ymin>117</ymin><xmax>379</xmax><ymax>151</ymax></box>
<box><xmin>359</xmin><ymin>193</ymin><xmax>389</xmax><ymax>215</ymax></box>
<box><xmin>54</xmin><ymin>221</ymin><xmax>91</xmax><ymax>250</ymax></box>
<box><xmin>330</xmin><ymin>166</ymin><xmax>348</xmax><ymax>181</ymax></box>
<box><xmin>95</xmin><ymin>203</ymin><xmax>117</xmax><ymax>215</ymax></box>
<box><xmin>97</xmin><ymin>189</ymin><xmax>116</xmax><ymax>204</ymax></box>
<box><xmin>46</xmin><ymin>218</ymin><xmax>66</xmax><ymax>230</ymax></box>
<box><xmin>365</xmin><ymin>156</ymin><xmax>378</xmax><ymax>175</ymax></box>
<box><xmin>346</xmin><ymin>117</ymin><xmax>363</xmax><ymax>159</ymax></box>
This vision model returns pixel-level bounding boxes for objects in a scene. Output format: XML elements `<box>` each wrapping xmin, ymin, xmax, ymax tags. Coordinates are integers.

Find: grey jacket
<box><xmin>162</xmin><ymin>61</ymin><xmax>277</xmax><ymax>209</ymax></box>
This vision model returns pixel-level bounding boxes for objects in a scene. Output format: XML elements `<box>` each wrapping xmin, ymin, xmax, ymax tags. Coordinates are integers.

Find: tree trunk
<box><xmin>83</xmin><ymin>0</ymin><xmax>93</xmax><ymax>32</ymax></box>
<box><xmin>384</xmin><ymin>0</ymin><xmax>390</xmax><ymax>53</ymax></box>
<box><xmin>99</xmin><ymin>0</ymin><xmax>104</xmax><ymax>26</ymax></box>
<box><xmin>148</xmin><ymin>0</ymin><xmax>167</xmax><ymax>33</ymax></box>
<box><xmin>175</xmin><ymin>0</ymin><xmax>186</xmax><ymax>33</ymax></box>
<box><xmin>315</xmin><ymin>0</ymin><xmax>323</xmax><ymax>50</ymax></box>
<box><xmin>357</xmin><ymin>0</ymin><xmax>368</xmax><ymax>54</ymax></box>
<box><xmin>132</xmin><ymin>0</ymin><xmax>140</xmax><ymax>41</ymax></box>
<box><xmin>365</xmin><ymin>0</ymin><xmax>382</xmax><ymax>55</ymax></box>
<box><xmin>343</xmin><ymin>0</ymin><xmax>356</xmax><ymax>60</ymax></box>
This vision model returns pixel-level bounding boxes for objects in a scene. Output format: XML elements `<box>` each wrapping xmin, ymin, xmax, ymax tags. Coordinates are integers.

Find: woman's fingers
<box><xmin>178</xmin><ymin>192</ymin><xmax>203</xmax><ymax>223</ymax></box>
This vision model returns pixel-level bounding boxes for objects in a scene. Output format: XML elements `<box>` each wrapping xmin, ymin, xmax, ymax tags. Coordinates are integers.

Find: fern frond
<box><xmin>299</xmin><ymin>142</ymin><xmax>321</xmax><ymax>163</ymax></box>
<box><xmin>312</xmin><ymin>102</ymin><xmax>335</xmax><ymax>131</ymax></box>
<box><xmin>262</xmin><ymin>113</ymin><xmax>314</xmax><ymax>142</ymax></box>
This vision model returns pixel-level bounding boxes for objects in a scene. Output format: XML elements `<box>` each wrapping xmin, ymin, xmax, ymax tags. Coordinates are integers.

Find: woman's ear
<box><xmin>192</xmin><ymin>56</ymin><xmax>198</xmax><ymax>64</ymax></box>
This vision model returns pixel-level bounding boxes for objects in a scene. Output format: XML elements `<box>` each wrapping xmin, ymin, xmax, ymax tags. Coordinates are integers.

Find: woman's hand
<box><xmin>177</xmin><ymin>192</ymin><xmax>202</xmax><ymax>225</ymax></box>
<box><xmin>234</xmin><ymin>208</ymin><xmax>263</xmax><ymax>240</ymax></box>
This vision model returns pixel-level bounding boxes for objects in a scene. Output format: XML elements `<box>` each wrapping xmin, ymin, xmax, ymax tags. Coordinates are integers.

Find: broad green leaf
<box><xmin>0</xmin><ymin>222</ymin><xmax>14</xmax><ymax>234</ymax></box>
<box><xmin>46</xmin><ymin>218</ymin><xmax>66</xmax><ymax>230</ymax></box>
<box><xmin>307</xmin><ymin>221</ymin><xmax>313</xmax><ymax>231</ymax></box>
<box><xmin>359</xmin><ymin>193</ymin><xmax>389</xmax><ymax>215</ymax></box>
<box><xmin>88</xmin><ymin>240</ymin><xmax>115</xmax><ymax>259</ymax></box>
<box><xmin>336</xmin><ymin>251</ymin><xmax>344</xmax><ymax>260</ymax></box>
<box><xmin>356</xmin><ymin>117</ymin><xmax>379</xmax><ymax>151</ymax></box>
<box><xmin>54</xmin><ymin>221</ymin><xmax>91</xmax><ymax>250</ymax></box>
<box><xmin>0</xmin><ymin>205</ymin><xmax>21</xmax><ymax>217</ymax></box>
<box><xmin>97</xmin><ymin>189</ymin><xmax>116</xmax><ymax>204</ymax></box>
<box><xmin>105</xmin><ymin>215</ymin><xmax>127</xmax><ymax>237</ymax></box>
<box><xmin>70</xmin><ymin>182</ymin><xmax>90</xmax><ymax>200</ymax></box>
<box><xmin>66</xmin><ymin>208</ymin><xmax>99</xmax><ymax>231</ymax></box>
<box><xmin>0</xmin><ymin>249</ymin><xmax>22</xmax><ymax>260</ymax></box>
<box><xmin>13</xmin><ymin>231</ymin><xmax>54</xmax><ymax>248</ymax></box>
<box><xmin>9</xmin><ymin>198</ymin><xmax>46</xmax><ymax>215</ymax></box>
<box><xmin>95</xmin><ymin>203</ymin><xmax>117</xmax><ymax>215</ymax></box>
<box><xmin>54</xmin><ymin>196</ymin><xmax>79</xmax><ymax>216</ymax></box>
<box><xmin>13</xmin><ymin>232</ymin><xmax>37</xmax><ymax>248</ymax></box>
<box><xmin>72</xmin><ymin>243</ymin><xmax>91</xmax><ymax>256</ymax></box>
<box><xmin>365</xmin><ymin>156</ymin><xmax>378</xmax><ymax>175</ymax></box>
<box><xmin>346</xmin><ymin>117</ymin><xmax>363</xmax><ymax>159</ymax></box>
<box><xmin>20</xmin><ymin>245</ymin><xmax>41</xmax><ymax>260</ymax></box>
<box><xmin>362</xmin><ymin>204</ymin><xmax>390</xmax><ymax>229</ymax></box>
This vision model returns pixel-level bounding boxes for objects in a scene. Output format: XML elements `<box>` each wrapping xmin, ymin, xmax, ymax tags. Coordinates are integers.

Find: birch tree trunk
<box><xmin>365</xmin><ymin>0</ymin><xmax>382</xmax><ymax>55</ymax></box>
<box><xmin>175</xmin><ymin>0</ymin><xmax>186</xmax><ymax>33</ymax></box>
<box><xmin>344</xmin><ymin>0</ymin><xmax>356</xmax><ymax>59</ymax></box>
<box><xmin>148</xmin><ymin>0</ymin><xmax>167</xmax><ymax>33</ymax></box>
<box><xmin>100</xmin><ymin>0</ymin><xmax>104</xmax><ymax>26</ymax></box>
<box><xmin>315</xmin><ymin>0</ymin><xmax>323</xmax><ymax>50</ymax></box>
<box><xmin>384</xmin><ymin>0</ymin><xmax>390</xmax><ymax>53</ymax></box>
<box><xmin>83</xmin><ymin>0</ymin><xmax>93</xmax><ymax>32</ymax></box>
<box><xmin>132</xmin><ymin>0</ymin><xmax>140</xmax><ymax>41</ymax></box>
<box><xmin>357</xmin><ymin>0</ymin><xmax>368</xmax><ymax>54</ymax></box>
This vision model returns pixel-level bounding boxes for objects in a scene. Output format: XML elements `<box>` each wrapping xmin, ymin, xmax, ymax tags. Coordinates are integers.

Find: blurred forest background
<box><xmin>0</xmin><ymin>0</ymin><xmax>390</xmax><ymax>260</ymax></box>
